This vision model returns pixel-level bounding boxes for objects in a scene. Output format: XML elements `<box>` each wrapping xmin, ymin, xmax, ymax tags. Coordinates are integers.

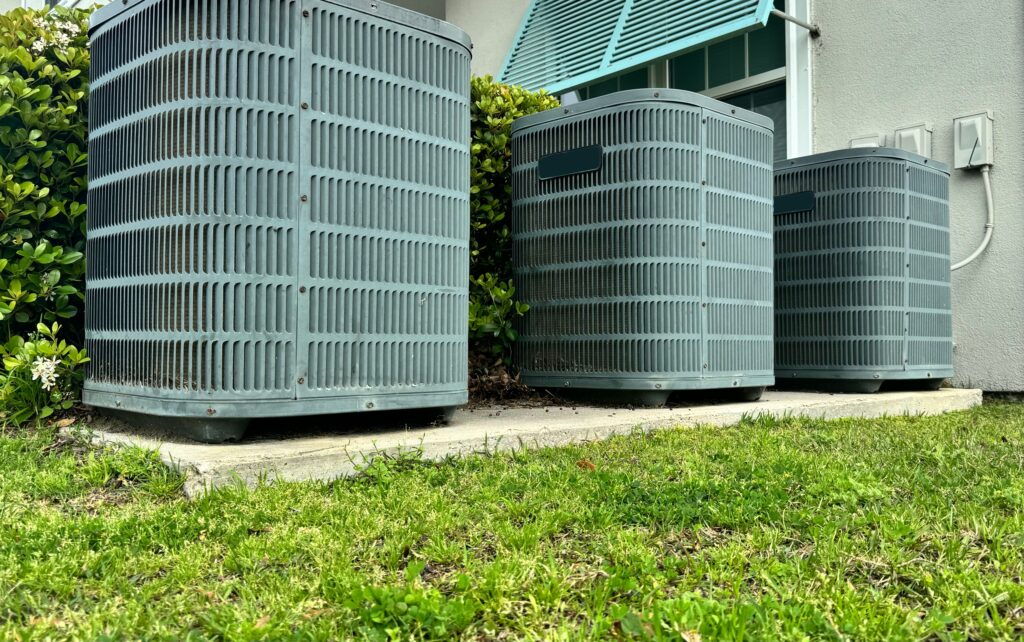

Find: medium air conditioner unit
<box><xmin>85</xmin><ymin>0</ymin><xmax>472</xmax><ymax>441</ymax></box>
<box><xmin>511</xmin><ymin>90</ymin><xmax>775</xmax><ymax>407</ymax></box>
<box><xmin>773</xmin><ymin>148</ymin><xmax>953</xmax><ymax>392</ymax></box>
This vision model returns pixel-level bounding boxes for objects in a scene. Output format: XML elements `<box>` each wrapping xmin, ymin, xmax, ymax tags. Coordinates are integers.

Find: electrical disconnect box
<box><xmin>953</xmin><ymin>111</ymin><xmax>994</xmax><ymax>168</ymax></box>
<box><xmin>894</xmin><ymin>123</ymin><xmax>933</xmax><ymax>158</ymax></box>
<box><xmin>850</xmin><ymin>134</ymin><xmax>886</xmax><ymax>148</ymax></box>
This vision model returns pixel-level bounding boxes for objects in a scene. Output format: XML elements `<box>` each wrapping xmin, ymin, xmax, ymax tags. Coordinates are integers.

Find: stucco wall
<box><xmin>391</xmin><ymin>0</ymin><xmax>444</xmax><ymax>19</ymax></box>
<box><xmin>812</xmin><ymin>0</ymin><xmax>1024</xmax><ymax>390</ymax></box>
<box><xmin>445</xmin><ymin>0</ymin><xmax>529</xmax><ymax>77</ymax></box>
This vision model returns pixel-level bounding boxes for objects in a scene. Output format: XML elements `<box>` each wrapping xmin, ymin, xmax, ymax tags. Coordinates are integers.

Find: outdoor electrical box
<box><xmin>510</xmin><ymin>89</ymin><xmax>776</xmax><ymax>407</ymax></box>
<box><xmin>85</xmin><ymin>0</ymin><xmax>472</xmax><ymax>441</ymax></box>
<box><xmin>773</xmin><ymin>148</ymin><xmax>953</xmax><ymax>392</ymax></box>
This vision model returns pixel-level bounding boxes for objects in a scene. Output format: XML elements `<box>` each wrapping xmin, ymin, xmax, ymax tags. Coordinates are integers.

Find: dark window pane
<box><xmin>619</xmin><ymin>68</ymin><xmax>649</xmax><ymax>91</ymax></box>
<box><xmin>708</xmin><ymin>35</ymin><xmax>745</xmax><ymax>87</ymax></box>
<box><xmin>750</xmin><ymin>83</ymin><xmax>787</xmax><ymax>161</ymax></box>
<box><xmin>670</xmin><ymin>49</ymin><xmax>706</xmax><ymax>92</ymax></box>
<box><xmin>721</xmin><ymin>92</ymin><xmax>752</xmax><ymax>109</ymax></box>
<box><xmin>585</xmin><ymin>77</ymin><xmax>618</xmax><ymax>99</ymax></box>
<box><xmin>748</xmin><ymin>10</ymin><xmax>785</xmax><ymax>75</ymax></box>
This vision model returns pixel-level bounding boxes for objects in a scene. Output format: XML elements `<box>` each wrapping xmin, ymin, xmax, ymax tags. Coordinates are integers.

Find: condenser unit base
<box><xmin>523</xmin><ymin>374</ymin><xmax>774</xmax><ymax>407</ymax></box>
<box><xmin>775</xmin><ymin>370</ymin><xmax>952</xmax><ymax>394</ymax></box>
<box><xmin>84</xmin><ymin>388</ymin><xmax>466</xmax><ymax>443</ymax></box>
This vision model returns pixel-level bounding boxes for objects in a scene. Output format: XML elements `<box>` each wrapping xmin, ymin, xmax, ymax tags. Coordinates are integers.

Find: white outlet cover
<box><xmin>850</xmin><ymin>134</ymin><xmax>887</xmax><ymax>148</ymax></box>
<box><xmin>894</xmin><ymin>123</ymin><xmax>933</xmax><ymax>157</ymax></box>
<box><xmin>954</xmin><ymin>111</ymin><xmax>994</xmax><ymax>168</ymax></box>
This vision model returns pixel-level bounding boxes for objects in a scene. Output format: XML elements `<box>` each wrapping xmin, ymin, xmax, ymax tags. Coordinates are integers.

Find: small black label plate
<box><xmin>774</xmin><ymin>191</ymin><xmax>816</xmax><ymax>215</ymax></box>
<box><xmin>538</xmin><ymin>144</ymin><xmax>603</xmax><ymax>180</ymax></box>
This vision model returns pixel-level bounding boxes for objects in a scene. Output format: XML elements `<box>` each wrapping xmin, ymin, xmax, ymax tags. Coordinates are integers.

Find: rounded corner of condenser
<box><xmin>511</xmin><ymin>88</ymin><xmax>774</xmax><ymax>135</ymax></box>
<box><xmin>776</xmin><ymin>147</ymin><xmax>950</xmax><ymax>174</ymax></box>
<box><xmin>319</xmin><ymin>0</ymin><xmax>473</xmax><ymax>52</ymax></box>
<box><xmin>88</xmin><ymin>1</ymin><xmax>122</xmax><ymax>34</ymax></box>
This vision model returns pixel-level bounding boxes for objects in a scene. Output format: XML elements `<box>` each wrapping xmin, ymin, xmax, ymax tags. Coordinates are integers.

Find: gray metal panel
<box><xmin>85</xmin><ymin>0</ymin><xmax>470</xmax><ymax>421</ymax></box>
<box><xmin>511</xmin><ymin>92</ymin><xmax>775</xmax><ymax>393</ymax></box>
<box><xmin>773</xmin><ymin>149</ymin><xmax>953</xmax><ymax>384</ymax></box>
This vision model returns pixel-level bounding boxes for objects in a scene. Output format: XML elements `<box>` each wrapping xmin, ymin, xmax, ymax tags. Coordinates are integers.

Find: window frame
<box><xmin>561</xmin><ymin>0</ymin><xmax>812</xmax><ymax>160</ymax></box>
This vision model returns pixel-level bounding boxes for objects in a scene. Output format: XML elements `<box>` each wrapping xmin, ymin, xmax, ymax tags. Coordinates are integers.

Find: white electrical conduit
<box><xmin>951</xmin><ymin>166</ymin><xmax>994</xmax><ymax>271</ymax></box>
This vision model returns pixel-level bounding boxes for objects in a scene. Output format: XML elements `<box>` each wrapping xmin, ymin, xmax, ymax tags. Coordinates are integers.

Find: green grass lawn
<box><xmin>2</xmin><ymin>402</ymin><xmax>1024</xmax><ymax>641</ymax></box>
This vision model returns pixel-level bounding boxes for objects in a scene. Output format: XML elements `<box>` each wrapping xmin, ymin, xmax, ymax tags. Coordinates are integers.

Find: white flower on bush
<box><xmin>27</xmin><ymin>14</ymin><xmax>82</xmax><ymax>56</ymax></box>
<box><xmin>30</xmin><ymin>356</ymin><xmax>60</xmax><ymax>391</ymax></box>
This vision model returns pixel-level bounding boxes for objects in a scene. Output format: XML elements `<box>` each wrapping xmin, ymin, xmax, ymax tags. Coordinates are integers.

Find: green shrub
<box><xmin>0</xmin><ymin>322</ymin><xmax>88</xmax><ymax>425</ymax></box>
<box><xmin>0</xmin><ymin>8</ymin><xmax>90</xmax><ymax>425</ymax></box>
<box><xmin>0</xmin><ymin>8</ymin><xmax>89</xmax><ymax>342</ymax></box>
<box><xmin>469</xmin><ymin>76</ymin><xmax>558</xmax><ymax>361</ymax></box>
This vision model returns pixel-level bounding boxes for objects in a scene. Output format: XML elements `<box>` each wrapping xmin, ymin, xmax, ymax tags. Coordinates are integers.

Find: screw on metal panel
<box><xmin>302</xmin><ymin>9</ymin><xmax>309</xmax><ymax>16</ymax></box>
<box><xmin>701</xmin><ymin>241</ymin><xmax>706</xmax><ymax>247</ymax></box>
<box><xmin>654</xmin><ymin>92</ymin><xmax>660</xmax><ymax>97</ymax></box>
<box><xmin>300</xmin><ymin>194</ymin><xmax>308</xmax><ymax>202</ymax></box>
<box><xmin>701</xmin><ymin>303</ymin><xmax>707</xmax><ymax>308</ymax></box>
<box><xmin>298</xmin><ymin>377</ymin><xmax>305</xmax><ymax>384</ymax></box>
<box><xmin>299</xmin><ymin>286</ymin><xmax>307</xmax><ymax>293</ymax></box>
<box><xmin>701</xmin><ymin>179</ymin><xmax>707</xmax><ymax>185</ymax></box>
<box><xmin>655</xmin><ymin>383</ymin><xmax>662</xmax><ymax>389</ymax></box>
<box><xmin>703</xmin><ymin>363</ymin><xmax>709</xmax><ymax>369</ymax></box>
<box><xmin>564</xmin><ymin>108</ymin><xmax>570</xmax><ymax>114</ymax></box>
<box><xmin>301</xmin><ymin>102</ymin><xmax>309</xmax><ymax>109</ymax></box>
<box><xmin>873</xmin><ymin>374</ymin><xmax>880</xmax><ymax>379</ymax></box>
<box><xmin>366</xmin><ymin>401</ymin><xmax>375</xmax><ymax>408</ymax></box>
<box><xmin>207</xmin><ymin>408</ymin><xmax>216</xmax><ymax>415</ymax></box>
<box><xmin>115</xmin><ymin>400</ymin><xmax>122</xmax><ymax>407</ymax></box>
<box><xmin>370</xmin><ymin>1</ymin><xmax>378</xmax><ymax>9</ymax></box>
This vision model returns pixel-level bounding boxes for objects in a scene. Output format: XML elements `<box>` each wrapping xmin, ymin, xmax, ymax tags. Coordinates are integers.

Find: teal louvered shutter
<box><xmin>500</xmin><ymin>0</ymin><xmax>774</xmax><ymax>94</ymax></box>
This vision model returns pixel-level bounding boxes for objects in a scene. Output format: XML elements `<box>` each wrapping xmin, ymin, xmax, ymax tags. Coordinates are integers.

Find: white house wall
<box><xmin>811</xmin><ymin>0</ymin><xmax>1024</xmax><ymax>390</ymax></box>
<box><xmin>445</xmin><ymin>0</ymin><xmax>529</xmax><ymax>77</ymax></box>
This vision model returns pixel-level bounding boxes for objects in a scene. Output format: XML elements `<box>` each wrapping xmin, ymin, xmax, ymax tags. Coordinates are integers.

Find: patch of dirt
<box><xmin>467</xmin><ymin>354</ymin><xmax>556</xmax><ymax>408</ymax></box>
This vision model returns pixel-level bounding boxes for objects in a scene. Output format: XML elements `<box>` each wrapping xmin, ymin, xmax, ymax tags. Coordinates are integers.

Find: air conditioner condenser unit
<box><xmin>511</xmin><ymin>89</ymin><xmax>776</xmax><ymax>407</ymax></box>
<box><xmin>85</xmin><ymin>0</ymin><xmax>472</xmax><ymax>441</ymax></box>
<box><xmin>773</xmin><ymin>148</ymin><xmax>953</xmax><ymax>392</ymax></box>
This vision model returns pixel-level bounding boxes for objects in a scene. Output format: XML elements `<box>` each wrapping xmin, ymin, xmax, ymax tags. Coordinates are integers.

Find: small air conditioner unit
<box><xmin>85</xmin><ymin>0</ymin><xmax>472</xmax><ymax>441</ymax></box>
<box><xmin>774</xmin><ymin>148</ymin><xmax>953</xmax><ymax>392</ymax></box>
<box><xmin>510</xmin><ymin>90</ymin><xmax>775</xmax><ymax>407</ymax></box>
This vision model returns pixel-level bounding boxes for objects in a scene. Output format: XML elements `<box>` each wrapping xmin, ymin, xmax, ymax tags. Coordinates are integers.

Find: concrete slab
<box><xmin>81</xmin><ymin>389</ymin><xmax>982</xmax><ymax>498</ymax></box>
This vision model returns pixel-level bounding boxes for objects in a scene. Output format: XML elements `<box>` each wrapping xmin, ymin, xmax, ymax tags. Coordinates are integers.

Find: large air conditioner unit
<box><xmin>85</xmin><ymin>0</ymin><xmax>472</xmax><ymax>441</ymax></box>
<box><xmin>774</xmin><ymin>148</ymin><xmax>953</xmax><ymax>392</ymax></box>
<box><xmin>510</xmin><ymin>90</ymin><xmax>775</xmax><ymax>407</ymax></box>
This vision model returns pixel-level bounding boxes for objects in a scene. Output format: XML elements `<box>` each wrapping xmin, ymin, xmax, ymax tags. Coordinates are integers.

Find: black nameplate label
<box><xmin>774</xmin><ymin>191</ymin><xmax>816</xmax><ymax>215</ymax></box>
<box><xmin>538</xmin><ymin>144</ymin><xmax>603</xmax><ymax>180</ymax></box>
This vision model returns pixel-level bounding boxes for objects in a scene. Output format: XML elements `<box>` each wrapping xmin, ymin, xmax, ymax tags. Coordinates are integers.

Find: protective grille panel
<box><xmin>773</xmin><ymin>151</ymin><xmax>952</xmax><ymax>379</ymax></box>
<box><xmin>86</xmin><ymin>0</ymin><xmax>470</xmax><ymax>413</ymax></box>
<box><xmin>512</xmin><ymin>92</ymin><xmax>773</xmax><ymax>390</ymax></box>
